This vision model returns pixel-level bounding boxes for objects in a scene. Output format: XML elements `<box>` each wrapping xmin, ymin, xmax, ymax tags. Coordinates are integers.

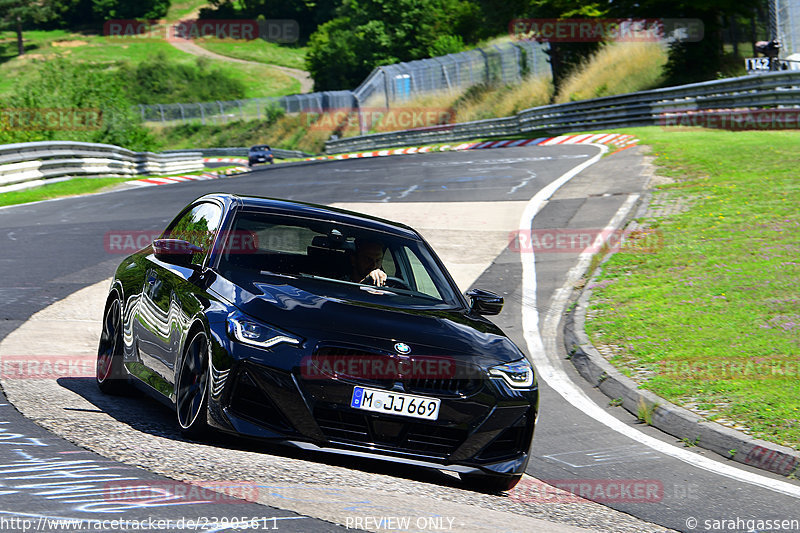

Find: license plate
<box><xmin>350</xmin><ymin>386</ymin><xmax>440</xmax><ymax>421</ymax></box>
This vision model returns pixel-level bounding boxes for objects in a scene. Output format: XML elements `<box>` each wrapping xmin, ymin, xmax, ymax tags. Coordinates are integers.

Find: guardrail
<box><xmin>325</xmin><ymin>71</ymin><xmax>800</xmax><ymax>153</ymax></box>
<box><xmin>0</xmin><ymin>141</ymin><xmax>203</xmax><ymax>188</ymax></box>
<box><xmin>163</xmin><ymin>147</ymin><xmax>313</xmax><ymax>159</ymax></box>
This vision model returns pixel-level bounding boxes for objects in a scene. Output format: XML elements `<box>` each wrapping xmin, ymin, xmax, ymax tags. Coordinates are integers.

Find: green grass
<box><xmin>555</xmin><ymin>41</ymin><xmax>668</xmax><ymax>103</ymax></box>
<box><xmin>213</xmin><ymin>61</ymin><xmax>300</xmax><ymax>97</ymax></box>
<box><xmin>195</xmin><ymin>39</ymin><xmax>308</xmax><ymax>70</ymax></box>
<box><xmin>0</xmin><ymin>30</ymin><xmax>73</xmax><ymax>94</ymax></box>
<box><xmin>586</xmin><ymin>127</ymin><xmax>800</xmax><ymax>450</ymax></box>
<box><xmin>0</xmin><ymin>167</ymin><xmax>230</xmax><ymax>206</ymax></box>
<box><xmin>166</xmin><ymin>0</ymin><xmax>210</xmax><ymax>21</ymax></box>
<box><xmin>0</xmin><ymin>30</ymin><xmax>299</xmax><ymax>100</ymax></box>
<box><xmin>151</xmin><ymin>119</ymin><xmax>285</xmax><ymax>150</ymax></box>
<box><xmin>0</xmin><ymin>177</ymin><xmax>132</xmax><ymax>207</ymax></box>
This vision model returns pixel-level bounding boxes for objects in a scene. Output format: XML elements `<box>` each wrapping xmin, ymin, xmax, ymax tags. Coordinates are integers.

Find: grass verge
<box><xmin>194</xmin><ymin>39</ymin><xmax>308</xmax><ymax>70</ymax></box>
<box><xmin>0</xmin><ymin>177</ymin><xmax>132</xmax><ymax>207</ymax></box>
<box><xmin>555</xmin><ymin>41</ymin><xmax>668</xmax><ymax>103</ymax></box>
<box><xmin>0</xmin><ymin>31</ymin><xmax>299</xmax><ymax>100</ymax></box>
<box><xmin>0</xmin><ymin>168</ymin><xmax>226</xmax><ymax>207</ymax></box>
<box><xmin>585</xmin><ymin>127</ymin><xmax>800</xmax><ymax>450</ymax></box>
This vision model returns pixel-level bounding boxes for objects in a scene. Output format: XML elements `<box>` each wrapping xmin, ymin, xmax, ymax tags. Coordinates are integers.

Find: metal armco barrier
<box><xmin>325</xmin><ymin>71</ymin><xmax>800</xmax><ymax>153</ymax></box>
<box><xmin>163</xmin><ymin>147</ymin><xmax>313</xmax><ymax>159</ymax></box>
<box><xmin>0</xmin><ymin>141</ymin><xmax>203</xmax><ymax>188</ymax></box>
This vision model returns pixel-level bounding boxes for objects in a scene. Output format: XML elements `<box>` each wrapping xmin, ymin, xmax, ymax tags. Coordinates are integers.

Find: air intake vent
<box><xmin>228</xmin><ymin>369</ymin><xmax>292</xmax><ymax>432</ymax></box>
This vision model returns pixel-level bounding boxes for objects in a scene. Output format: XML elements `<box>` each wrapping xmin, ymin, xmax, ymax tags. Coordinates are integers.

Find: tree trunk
<box><xmin>16</xmin><ymin>15</ymin><xmax>24</xmax><ymax>56</ymax></box>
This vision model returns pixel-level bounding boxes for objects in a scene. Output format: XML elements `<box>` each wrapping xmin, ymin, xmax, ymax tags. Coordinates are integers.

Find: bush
<box><xmin>0</xmin><ymin>59</ymin><xmax>157</xmax><ymax>151</ymax></box>
<box><xmin>264</xmin><ymin>101</ymin><xmax>286</xmax><ymax>123</ymax></box>
<box><xmin>428</xmin><ymin>35</ymin><xmax>465</xmax><ymax>57</ymax></box>
<box><xmin>306</xmin><ymin>0</ymin><xmax>483</xmax><ymax>91</ymax></box>
<box><xmin>118</xmin><ymin>53</ymin><xmax>247</xmax><ymax>104</ymax></box>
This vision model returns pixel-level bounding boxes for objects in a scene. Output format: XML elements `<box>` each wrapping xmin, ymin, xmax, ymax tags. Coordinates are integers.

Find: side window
<box><xmin>164</xmin><ymin>203</ymin><xmax>223</xmax><ymax>265</ymax></box>
<box><xmin>256</xmin><ymin>225</ymin><xmax>316</xmax><ymax>254</ymax></box>
<box><xmin>382</xmin><ymin>247</ymin><xmax>398</xmax><ymax>277</ymax></box>
<box><xmin>403</xmin><ymin>246</ymin><xmax>441</xmax><ymax>299</ymax></box>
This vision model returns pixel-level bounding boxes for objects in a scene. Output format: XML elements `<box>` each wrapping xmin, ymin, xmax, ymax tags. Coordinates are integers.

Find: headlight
<box><xmin>488</xmin><ymin>359</ymin><xmax>535</xmax><ymax>388</ymax></box>
<box><xmin>227</xmin><ymin>311</ymin><xmax>301</xmax><ymax>350</ymax></box>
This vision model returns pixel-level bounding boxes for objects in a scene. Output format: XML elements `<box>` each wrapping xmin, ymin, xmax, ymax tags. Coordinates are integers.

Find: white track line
<box><xmin>519</xmin><ymin>144</ymin><xmax>800</xmax><ymax>499</ymax></box>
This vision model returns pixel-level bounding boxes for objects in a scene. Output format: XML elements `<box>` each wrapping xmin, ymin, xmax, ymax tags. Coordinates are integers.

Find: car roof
<box><xmin>199</xmin><ymin>193</ymin><xmax>421</xmax><ymax>239</ymax></box>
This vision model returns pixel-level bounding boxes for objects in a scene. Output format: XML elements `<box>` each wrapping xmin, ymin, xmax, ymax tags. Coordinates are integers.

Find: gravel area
<box><xmin>3</xmin><ymin>374</ymin><xmax>670</xmax><ymax>533</ymax></box>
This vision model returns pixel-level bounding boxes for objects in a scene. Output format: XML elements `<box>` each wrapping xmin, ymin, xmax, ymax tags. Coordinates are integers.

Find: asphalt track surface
<box><xmin>0</xmin><ymin>145</ymin><xmax>798</xmax><ymax>532</ymax></box>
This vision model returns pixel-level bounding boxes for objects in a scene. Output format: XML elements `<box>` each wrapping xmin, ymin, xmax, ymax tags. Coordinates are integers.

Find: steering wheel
<box><xmin>384</xmin><ymin>276</ymin><xmax>411</xmax><ymax>290</ymax></box>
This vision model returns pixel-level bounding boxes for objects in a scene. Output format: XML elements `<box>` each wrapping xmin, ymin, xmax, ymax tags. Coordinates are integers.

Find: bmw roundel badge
<box><xmin>394</xmin><ymin>342</ymin><xmax>411</xmax><ymax>355</ymax></box>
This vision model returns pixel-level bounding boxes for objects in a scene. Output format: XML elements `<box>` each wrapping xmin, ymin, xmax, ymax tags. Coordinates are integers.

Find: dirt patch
<box><xmin>53</xmin><ymin>40</ymin><xmax>88</xmax><ymax>47</ymax></box>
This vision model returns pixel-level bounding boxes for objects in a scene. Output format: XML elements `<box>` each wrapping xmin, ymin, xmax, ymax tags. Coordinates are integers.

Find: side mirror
<box><xmin>466</xmin><ymin>288</ymin><xmax>503</xmax><ymax>315</ymax></box>
<box><xmin>153</xmin><ymin>239</ymin><xmax>203</xmax><ymax>267</ymax></box>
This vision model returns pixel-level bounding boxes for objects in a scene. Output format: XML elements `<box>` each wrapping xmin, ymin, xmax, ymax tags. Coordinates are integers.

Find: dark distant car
<box><xmin>248</xmin><ymin>145</ymin><xmax>274</xmax><ymax>166</ymax></box>
<box><xmin>96</xmin><ymin>194</ymin><xmax>538</xmax><ymax>492</ymax></box>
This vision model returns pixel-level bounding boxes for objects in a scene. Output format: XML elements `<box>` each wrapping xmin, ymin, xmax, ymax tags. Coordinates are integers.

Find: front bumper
<box><xmin>206</xmin><ymin>353</ymin><xmax>538</xmax><ymax>476</ymax></box>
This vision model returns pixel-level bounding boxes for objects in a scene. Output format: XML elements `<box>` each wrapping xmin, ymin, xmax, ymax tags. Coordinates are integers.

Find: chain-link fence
<box><xmin>353</xmin><ymin>41</ymin><xmax>549</xmax><ymax>106</ymax></box>
<box><xmin>137</xmin><ymin>92</ymin><xmax>357</xmax><ymax>126</ymax></box>
<box><xmin>775</xmin><ymin>0</ymin><xmax>800</xmax><ymax>56</ymax></box>
<box><xmin>139</xmin><ymin>41</ymin><xmax>551</xmax><ymax>125</ymax></box>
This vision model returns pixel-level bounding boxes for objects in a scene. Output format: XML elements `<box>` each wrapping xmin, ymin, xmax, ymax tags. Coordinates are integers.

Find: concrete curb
<box><xmin>562</xmin><ymin>163</ymin><xmax>800</xmax><ymax>480</ymax></box>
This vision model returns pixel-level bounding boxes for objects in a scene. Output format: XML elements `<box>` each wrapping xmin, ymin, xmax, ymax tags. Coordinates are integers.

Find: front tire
<box><xmin>96</xmin><ymin>297</ymin><xmax>127</xmax><ymax>394</ymax></box>
<box><xmin>459</xmin><ymin>472</ymin><xmax>522</xmax><ymax>493</ymax></box>
<box><xmin>176</xmin><ymin>330</ymin><xmax>210</xmax><ymax>438</ymax></box>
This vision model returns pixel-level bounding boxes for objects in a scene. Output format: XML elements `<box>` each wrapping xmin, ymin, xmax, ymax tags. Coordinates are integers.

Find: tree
<box><xmin>306</xmin><ymin>0</ymin><xmax>480</xmax><ymax>91</ymax></box>
<box><xmin>0</xmin><ymin>0</ymin><xmax>57</xmax><ymax>56</ymax></box>
<box><xmin>202</xmin><ymin>0</ymin><xmax>342</xmax><ymax>41</ymax></box>
<box><xmin>525</xmin><ymin>0</ymin><xmax>764</xmax><ymax>91</ymax></box>
<box><xmin>89</xmin><ymin>0</ymin><xmax>171</xmax><ymax>21</ymax></box>
<box><xmin>306</xmin><ymin>17</ymin><xmax>365</xmax><ymax>91</ymax></box>
<box><xmin>524</xmin><ymin>0</ymin><xmax>607</xmax><ymax>98</ymax></box>
<box><xmin>606</xmin><ymin>0</ymin><xmax>764</xmax><ymax>84</ymax></box>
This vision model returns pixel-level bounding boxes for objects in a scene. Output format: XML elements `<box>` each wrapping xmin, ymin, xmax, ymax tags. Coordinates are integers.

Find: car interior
<box><xmin>219</xmin><ymin>225</ymin><xmax>402</xmax><ymax>285</ymax></box>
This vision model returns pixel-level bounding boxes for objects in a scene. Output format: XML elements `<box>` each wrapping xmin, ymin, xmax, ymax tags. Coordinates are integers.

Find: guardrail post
<box><xmin>433</xmin><ymin>57</ymin><xmax>451</xmax><ymax>90</ymax></box>
<box><xmin>354</xmin><ymin>93</ymin><xmax>364</xmax><ymax>136</ymax></box>
<box><xmin>379</xmin><ymin>67</ymin><xmax>390</xmax><ymax>108</ymax></box>
<box><xmin>477</xmin><ymin>48</ymin><xmax>490</xmax><ymax>84</ymax></box>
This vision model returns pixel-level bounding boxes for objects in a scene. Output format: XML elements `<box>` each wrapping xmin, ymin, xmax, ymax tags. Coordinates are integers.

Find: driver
<box><xmin>350</xmin><ymin>239</ymin><xmax>387</xmax><ymax>286</ymax></box>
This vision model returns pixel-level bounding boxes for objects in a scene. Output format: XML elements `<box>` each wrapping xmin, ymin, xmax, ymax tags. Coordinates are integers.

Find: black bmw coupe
<box><xmin>97</xmin><ymin>194</ymin><xmax>538</xmax><ymax>491</ymax></box>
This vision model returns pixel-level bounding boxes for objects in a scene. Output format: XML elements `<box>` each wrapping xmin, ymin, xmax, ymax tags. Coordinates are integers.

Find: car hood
<box><xmin>210</xmin><ymin>275</ymin><xmax>523</xmax><ymax>363</ymax></box>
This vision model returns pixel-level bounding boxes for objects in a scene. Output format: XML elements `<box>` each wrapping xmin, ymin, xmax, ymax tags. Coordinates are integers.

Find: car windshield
<box><xmin>215</xmin><ymin>210</ymin><xmax>461</xmax><ymax>309</ymax></box>
<box><xmin>251</xmin><ymin>145</ymin><xmax>270</xmax><ymax>151</ymax></box>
